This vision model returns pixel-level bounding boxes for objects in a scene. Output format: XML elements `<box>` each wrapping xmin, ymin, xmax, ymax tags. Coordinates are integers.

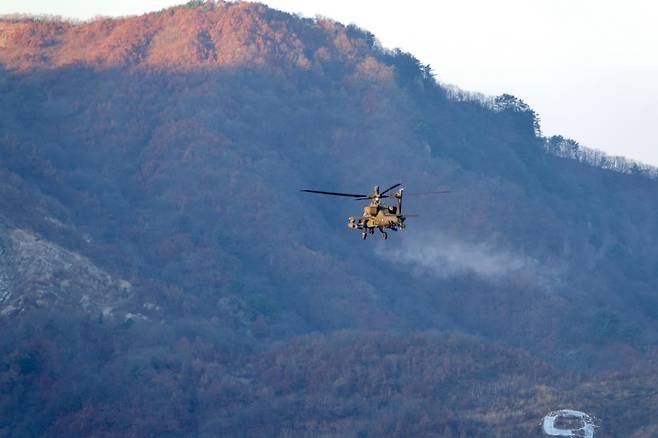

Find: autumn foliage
<box><xmin>1</xmin><ymin>1</ymin><xmax>658</xmax><ymax>436</ymax></box>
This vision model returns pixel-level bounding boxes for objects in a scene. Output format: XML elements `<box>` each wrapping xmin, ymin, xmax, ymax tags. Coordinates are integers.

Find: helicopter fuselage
<box><xmin>347</xmin><ymin>195</ymin><xmax>406</xmax><ymax>239</ymax></box>
<box><xmin>349</xmin><ymin>205</ymin><xmax>403</xmax><ymax>228</ymax></box>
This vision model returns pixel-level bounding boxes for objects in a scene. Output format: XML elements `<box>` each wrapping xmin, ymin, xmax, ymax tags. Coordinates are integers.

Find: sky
<box><xmin>2</xmin><ymin>0</ymin><xmax>657</xmax><ymax>166</ymax></box>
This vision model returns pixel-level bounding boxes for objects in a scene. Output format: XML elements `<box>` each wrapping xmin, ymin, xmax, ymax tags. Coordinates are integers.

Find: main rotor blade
<box><xmin>300</xmin><ymin>189</ymin><xmax>367</xmax><ymax>198</ymax></box>
<box><xmin>405</xmin><ymin>190</ymin><xmax>451</xmax><ymax>196</ymax></box>
<box><xmin>380</xmin><ymin>183</ymin><xmax>401</xmax><ymax>196</ymax></box>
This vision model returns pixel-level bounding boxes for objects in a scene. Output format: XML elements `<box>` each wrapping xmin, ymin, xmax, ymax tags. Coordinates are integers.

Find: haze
<box><xmin>2</xmin><ymin>0</ymin><xmax>657</xmax><ymax>166</ymax></box>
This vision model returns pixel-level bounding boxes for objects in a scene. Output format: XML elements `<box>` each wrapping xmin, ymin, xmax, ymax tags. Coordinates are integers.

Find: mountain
<box><xmin>1</xmin><ymin>1</ymin><xmax>657</xmax><ymax>436</ymax></box>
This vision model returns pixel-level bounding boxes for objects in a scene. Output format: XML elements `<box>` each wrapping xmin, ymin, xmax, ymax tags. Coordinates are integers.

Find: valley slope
<box><xmin>1</xmin><ymin>2</ymin><xmax>657</xmax><ymax>436</ymax></box>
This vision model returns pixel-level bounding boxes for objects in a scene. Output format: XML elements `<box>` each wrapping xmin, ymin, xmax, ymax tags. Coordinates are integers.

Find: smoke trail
<box><xmin>377</xmin><ymin>233</ymin><xmax>537</xmax><ymax>280</ymax></box>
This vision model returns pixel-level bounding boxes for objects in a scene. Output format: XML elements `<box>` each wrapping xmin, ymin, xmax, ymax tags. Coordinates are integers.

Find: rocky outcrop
<box><xmin>0</xmin><ymin>223</ymin><xmax>134</xmax><ymax>318</ymax></box>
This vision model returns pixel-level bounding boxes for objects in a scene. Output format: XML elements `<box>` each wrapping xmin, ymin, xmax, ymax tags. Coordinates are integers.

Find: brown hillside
<box><xmin>0</xmin><ymin>2</ymin><xmax>376</xmax><ymax>72</ymax></box>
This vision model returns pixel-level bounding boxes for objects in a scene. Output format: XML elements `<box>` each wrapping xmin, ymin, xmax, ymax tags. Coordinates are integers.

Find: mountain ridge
<box><xmin>0</xmin><ymin>1</ymin><xmax>367</xmax><ymax>73</ymax></box>
<box><xmin>1</xmin><ymin>2</ymin><xmax>658</xmax><ymax>435</ymax></box>
<box><xmin>4</xmin><ymin>1</ymin><xmax>658</xmax><ymax>180</ymax></box>
<box><xmin>2</xmin><ymin>0</ymin><xmax>657</xmax><ymax>357</ymax></box>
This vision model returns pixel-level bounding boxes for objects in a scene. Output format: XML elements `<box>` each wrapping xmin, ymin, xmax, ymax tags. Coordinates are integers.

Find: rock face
<box><xmin>0</xmin><ymin>223</ymin><xmax>132</xmax><ymax>317</ymax></box>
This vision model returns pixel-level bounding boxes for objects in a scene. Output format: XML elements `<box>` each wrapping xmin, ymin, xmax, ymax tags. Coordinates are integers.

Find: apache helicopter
<box><xmin>301</xmin><ymin>183</ymin><xmax>449</xmax><ymax>240</ymax></box>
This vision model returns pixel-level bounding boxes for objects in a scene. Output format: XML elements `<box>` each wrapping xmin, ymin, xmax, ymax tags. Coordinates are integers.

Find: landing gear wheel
<box><xmin>381</xmin><ymin>231</ymin><xmax>388</xmax><ymax>240</ymax></box>
<box><xmin>361</xmin><ymin>231</ymin><xmax>368</xmax><ymax>240</ymax></box>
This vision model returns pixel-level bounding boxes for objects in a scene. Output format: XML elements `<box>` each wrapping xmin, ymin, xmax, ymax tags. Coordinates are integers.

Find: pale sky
<box><xmin>2</xmin><ymin>0</ymin><xmax>657</xmax><ymax>166</ymax></box>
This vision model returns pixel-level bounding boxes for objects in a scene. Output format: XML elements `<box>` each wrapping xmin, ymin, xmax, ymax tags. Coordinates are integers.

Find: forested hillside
<box><xmin>1</xmin><ymin>2</ymin><xmax>657</xmax><ymax>436</ymax></box>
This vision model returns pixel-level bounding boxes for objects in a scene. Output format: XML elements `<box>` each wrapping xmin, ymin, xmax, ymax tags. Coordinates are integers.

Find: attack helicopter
<box><xmin>300</xmin><ymin>183</ymin><xmax>449</xmax><ymax>240</ymax></box>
